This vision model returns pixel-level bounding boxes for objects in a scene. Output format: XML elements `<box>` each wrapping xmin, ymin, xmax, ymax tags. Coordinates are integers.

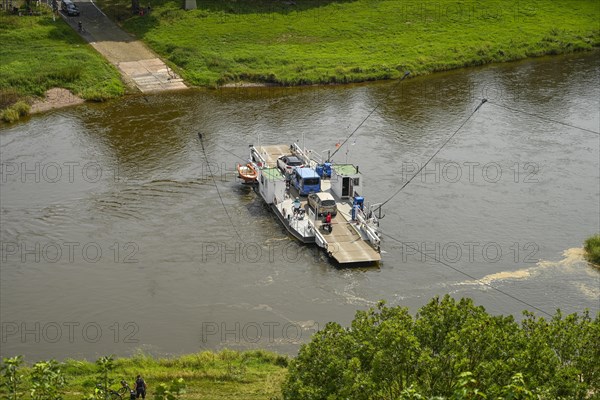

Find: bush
<box><xmin>12</xmin><ymin>101</ymin><xmax>30</xmax><ymax>116</ymax></box>
<box><xmin>584</xmin><ymin>234</ymin><xmax>600</xmax><ymax>265</ymax></box>
<box><xmin>0</xmin><ymin>89</ymin><xmax>21</xmax><ymax>110</ymax></box>
<box><xmin>1</xmin><ymin>107</ymin><xmax>20</xmax><ymax>123</ymax></box>
<box><xmin>283</xmin><ymin>296</ymin><xmax>600</xmax><ymax>399</ymax></box>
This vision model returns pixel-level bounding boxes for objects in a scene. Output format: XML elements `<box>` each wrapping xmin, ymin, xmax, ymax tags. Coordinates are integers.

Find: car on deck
<box><xmin>307</xmin><ymin>192</ymin><xmax>337</xmax><ymax>216</ymax></box>
<box><xmin>277</xmin><ymin>155</ymin><xmax>304</xmax><ymax>176</ymax></box>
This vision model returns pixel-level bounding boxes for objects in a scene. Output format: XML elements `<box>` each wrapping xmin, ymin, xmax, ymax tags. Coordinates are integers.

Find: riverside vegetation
<box><xmin>584</xmin><ymin>234</ymin><xmax>600</xmax><ymax>266</ymax></box>
<box><xmin>0</xmin><ymin>4</ymin><xmax>124</xmax><ymax>122</ymax></box>
<box><xmin>2</xmin><ymin>0</ymin><xmax>599</xmax><ymax>121</ymax></box>
<box><xmin>2</xmin><ymin>296</ymin><xmax>599</xmax><ymax>399</ymax></box>
<box><xmin>96</xmin><ymin>0</ymin><xmax>600</xmax><ymax>86</ymax></box>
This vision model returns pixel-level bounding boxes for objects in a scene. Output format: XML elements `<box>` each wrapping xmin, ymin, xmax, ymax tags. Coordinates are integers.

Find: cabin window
<box><xmin>353</xmin><ymin>178</ymin><xmax>360</xmax><ymax>186</ymax></box>
<box><xmin>304</xmin><ymin>178</ymin><xmax>320</xmax><ymax>186</ymax></box>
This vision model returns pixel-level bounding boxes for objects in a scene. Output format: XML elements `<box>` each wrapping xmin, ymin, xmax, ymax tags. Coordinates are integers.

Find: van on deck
<box><xmin>291</xmin><ymin>167</ymin><xmax>321</xmax><ymax>196</ymax></box>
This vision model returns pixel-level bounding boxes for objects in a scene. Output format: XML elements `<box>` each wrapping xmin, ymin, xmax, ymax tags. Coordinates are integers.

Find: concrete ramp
<box><xmin>63</xmin><ymin>0</ymin><xmax>187</xmax><ymax>93</ymax></box>
<box><xmin>117</xmin><ymin>58</ymin><xmax>186</xmax><ymax>92</ymax></box>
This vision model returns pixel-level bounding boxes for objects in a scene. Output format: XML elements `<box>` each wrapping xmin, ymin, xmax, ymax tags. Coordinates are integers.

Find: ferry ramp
<box><xmin>317</xmin><ymin>210</ymin><xmax>381</xmax><ymax>264</ymax></box>
<box><xmin>256</xmin><ymin>145</ymin><xmax>292</xmax><ymax>167</ymax></box>
<box><xmin>63</xmin><ymin>0</ymin><xmax>187</xmax><ymax>93</ymax></box>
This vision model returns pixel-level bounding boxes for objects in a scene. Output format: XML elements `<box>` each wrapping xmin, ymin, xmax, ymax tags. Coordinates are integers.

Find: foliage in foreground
<box><xmin>584</xmin><ymin>234</ymin><xmax>600</xmax><ymax>265</ymax></box>
<box><xmin>98</xmin><ymin>0</ymin><xmax>600</xmax><ymax>87</ymax></box>
<box><xmin>2</xmin><ymin>297</ymin><xmax>598</xmax><ymax>399</ymax></box>
<box><xmin>1</xmin><ymin>350</ymin><xmax>287</xmax><ymax>400</ymax></box>
<box><xmin>283</xmin><ymin>295</ymin><xmax>600</xmax><ymax>399</ymax></box>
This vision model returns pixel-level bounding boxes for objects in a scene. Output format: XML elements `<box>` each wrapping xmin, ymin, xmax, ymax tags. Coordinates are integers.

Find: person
<box><xmin>77</xmin><ymin>20</ymin><xmax>82</xmax><ymax>32</ymax></box>
<box><xmin>135</xmin><ymin>375</ymin><xmax>147</xmax><ymax>399</ymax></box>
<box><xmin>325</xmin><ymin>212</ymin><xmax>332</xmax><ymax>232</ymax></box>
<box><xmin>293</xmin><ymin>197</ymin><xmax>301</xmax><ymax>215</ymax></box>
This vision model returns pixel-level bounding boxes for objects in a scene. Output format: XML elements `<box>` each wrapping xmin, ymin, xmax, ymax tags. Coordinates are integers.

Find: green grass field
<box><xmin>0</xmin><ymin>7</ymin><xmax>125</xmax><ymax>111</ymax></box>
<box><xmin>98</xmin><ymin>0</ymin><xmax>600</xmax><ymax>86</ymax></box>
<box><xmin>1</xmin><ymin>350</ymin><xmax>287</xmax><ymax>400</ymax></box>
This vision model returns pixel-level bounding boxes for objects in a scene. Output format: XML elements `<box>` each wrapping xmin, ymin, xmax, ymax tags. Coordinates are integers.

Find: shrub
<box><xmin>1</xmin><ymin>107</ymin><xmax>20</xmax><ymax>123</ymax></box>
<box><xmin>584</xmin><ymin>234</ymin><xmax>600</xmax><ymax>265</ymax></box>
<box><xmin>12</xmin><ymin>101</ymin><xmax>30</xmax><ymax>116</ymax></box>
<box><xmin>283</xmin><ymin>296</ymin><xmax>599</xmax><ymax>399</ymax></box>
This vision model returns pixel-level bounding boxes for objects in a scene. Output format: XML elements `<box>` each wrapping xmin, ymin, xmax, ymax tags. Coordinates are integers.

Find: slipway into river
<box><xmin>1</xmin><ymin>51</ymin><xmax>598</xmax><ymax>360</ymax></box>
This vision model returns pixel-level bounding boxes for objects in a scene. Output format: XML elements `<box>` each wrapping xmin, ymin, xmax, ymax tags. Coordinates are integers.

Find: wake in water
<box><xmin>460</xmin><ymin>248</ymin><xmax>600</xmax><ymax>301</ymax></box>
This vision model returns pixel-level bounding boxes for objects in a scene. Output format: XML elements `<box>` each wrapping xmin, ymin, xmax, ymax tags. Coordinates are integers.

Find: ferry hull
<box><xmin>270</xmin><ymin>204</ymin><xmax>316</xmax><ymax>244</ymax></box>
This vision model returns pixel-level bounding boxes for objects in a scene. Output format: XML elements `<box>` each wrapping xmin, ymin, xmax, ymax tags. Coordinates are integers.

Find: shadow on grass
<box><xmin>96</xmin><ymin>0</ymin><xmax>358</xmax><ymax>37</ymax></box>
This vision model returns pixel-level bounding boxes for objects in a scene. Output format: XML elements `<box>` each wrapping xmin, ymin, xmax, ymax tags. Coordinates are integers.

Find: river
<box><xmin>1</xmin><ymin>51</ymin><xmax>598</xmax><ymax>361</ymax></box>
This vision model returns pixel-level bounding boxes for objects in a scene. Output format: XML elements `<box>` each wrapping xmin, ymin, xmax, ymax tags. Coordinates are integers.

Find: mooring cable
<box><xmin>373</xmin><ymin>98</ymin><xmax>488</xmax><ymax>212</ymax></box>
<box><xmin>487</xmin><ymin>101</ymin><xmax>600</xmax><ymax>135</ymax></box>
<box><xmin>379</xmin><ymin>231</ymin><xmax>553</xmax><ymax>317</ymax></box>
<box><xmin>214</xmin><ymin>143</ymin><xmax>248</xmax><ymax>162</ymax></box>
<box><xmin>329</xmin><ymin>71</ymin><xmax>411</xmax><ymax>161</ymax></box>
<box><xmin>197</xmin><ymin>132</ymin><xmax>243</xmax><ymax>242</ymax></box>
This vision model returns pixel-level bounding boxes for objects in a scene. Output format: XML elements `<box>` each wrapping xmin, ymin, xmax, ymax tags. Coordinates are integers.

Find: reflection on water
<box><xmin>1</xmin><ymin>51</ymin><xmax>599</xmax><ymax>360</ymax></box>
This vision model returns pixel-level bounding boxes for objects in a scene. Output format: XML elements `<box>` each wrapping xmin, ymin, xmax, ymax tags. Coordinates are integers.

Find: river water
<box><xmin>1</xmin><ymin>52</ymin><xmax>599</xmax><ymax>361</ymax></box>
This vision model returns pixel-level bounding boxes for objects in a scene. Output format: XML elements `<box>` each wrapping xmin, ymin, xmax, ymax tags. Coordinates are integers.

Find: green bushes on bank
<box><xmin>584</xmin><ymin>234</ymin><xmax>600</xmax><ymax>265</ymax></box>
<box><xmin>2</xmin><ymin>297</ymin><xmax>599</xmax><ymax>399</ymax></box>
<box><xmin>0</xmin><ymin>100</ymin><xmax>30</xmax><ymax>123</ymax></box>
<box><xmin>1</xmin><ymin>350</ymin><xmax>288</xmax><ymax>400</ymax></box>
<box><xmin>283</xmin><ymin>296</ymin><xmax>600</xmax><ymax>399</ymax></box>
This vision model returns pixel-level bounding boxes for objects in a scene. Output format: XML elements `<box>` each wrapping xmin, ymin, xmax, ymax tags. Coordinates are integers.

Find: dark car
<box><xmin>277</xmin><ymin>155</ymin><xmax>303</xmax><ymax>176</ymax></box>
<box><xmin>61</xmin><ymin>0</ymin><xmax>80</xmax><ymax>16</ymax></box>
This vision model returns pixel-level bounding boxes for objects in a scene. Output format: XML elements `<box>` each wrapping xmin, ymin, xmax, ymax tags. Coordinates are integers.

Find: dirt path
<box><xmin>63</xmin><ymin>0</ymin><xmax>187</xmax><ymax>92</ymax></box>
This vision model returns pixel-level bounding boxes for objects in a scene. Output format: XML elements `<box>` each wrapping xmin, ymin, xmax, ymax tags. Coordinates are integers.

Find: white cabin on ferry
<box><xmin>259</xmin><ymin>167</ymin><xmax>287</xmax><ymax>205</ymax></box>
<box><xmin>330</xmin><ymin>164</ymin><xmax>362</xmax><ymax>199</ymax></box>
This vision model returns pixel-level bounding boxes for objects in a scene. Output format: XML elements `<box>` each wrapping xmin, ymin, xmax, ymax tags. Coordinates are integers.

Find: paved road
<box><xmin>62</xmin><ymin>0</ymin><xmax>187</xmax><ymax>92</ymax></box>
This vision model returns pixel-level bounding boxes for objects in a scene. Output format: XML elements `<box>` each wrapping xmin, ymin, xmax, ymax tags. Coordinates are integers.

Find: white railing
<box><xmin>354</xmin><ymin>208</ymin><xmax>381</xmax><ymax>250</ymax></box>
<box><xmin>251</xmin><ymin>147</ymin><xmax>267</xmax><ymax>166</ymax></box>
<box><xmin>291</xmin><ymin>143</ymin><xmax>320</xmax><ymax>169</ymax></box>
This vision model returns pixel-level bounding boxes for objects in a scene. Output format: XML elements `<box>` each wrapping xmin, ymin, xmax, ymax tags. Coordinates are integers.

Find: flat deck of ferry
<box><xmin>259</xmin><ymin>144</ymin><xmax>380</xmax><ymax>264</ymax></box>
<box><xmin>256</xmin><ymin>145</ymin><xmax>292</xmax><ymax>167</ymax></box>
<box><xmin>317</xmin><ymin>205</ymin><xmax>381</xmax><ymax>264</ymax></box>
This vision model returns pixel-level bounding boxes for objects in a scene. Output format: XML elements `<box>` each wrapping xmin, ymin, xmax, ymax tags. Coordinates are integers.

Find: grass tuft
<box><xmin>1</xmin><ymin>107</ymin><xmax>20</xmax><ymax>123</ymax></box>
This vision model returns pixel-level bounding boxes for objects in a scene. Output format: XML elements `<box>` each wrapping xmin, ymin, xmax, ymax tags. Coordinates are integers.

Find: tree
<box><xmin>29</xmin><ymin>360</ymin><xmax>67</xmax><ymax>400</ymax></box>
<box><xmin>83</xmin><ymin>355</ymin><xmax>119</xmax><ymax>400</ymax></box>
<box><xmin>282</xmin><ymin>295</ymin><xmax>600</xmax><ymax>399</ymax></box>
<box><xmin>0</xmin><ymin>356</ymin><xmax>24</xmax><ymax>400</ymax></box>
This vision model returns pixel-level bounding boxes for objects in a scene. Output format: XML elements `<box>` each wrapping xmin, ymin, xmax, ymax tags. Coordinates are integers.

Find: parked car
<box><xmin>61</xmin><ymin>0</ymin><xmax>80</xmax><ymax>16</ymax></box>
<box><xmin>307</xmin><ymin>192</ymin><xmax>337</xmax><ymax>216</ymax></box>
<box><xmin>277</xmin><ymin>155</ymin><xmax>303</xmax><ymax>176</ymax></box>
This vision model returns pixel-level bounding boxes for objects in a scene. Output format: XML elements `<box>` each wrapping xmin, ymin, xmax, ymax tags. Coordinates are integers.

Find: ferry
<box><xmin>245</xmin><ymin>143</ymin><xmax>382</xmax><ymax>265</ymax></box>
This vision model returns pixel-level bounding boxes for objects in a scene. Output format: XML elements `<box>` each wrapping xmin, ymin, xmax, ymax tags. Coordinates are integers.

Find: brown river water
<box><xmin>1</xmin><ymin>51</ymin><xmax>599</xmax><ymax>360</ymax></box>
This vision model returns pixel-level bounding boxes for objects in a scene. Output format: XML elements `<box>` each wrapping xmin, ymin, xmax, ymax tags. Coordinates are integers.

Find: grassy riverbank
<box><xmin>97</xmin><ymin>0</ymin><xmax>600</xmax><ymax>86</ymax></box>
<box><xmin>0</xmin><ymin>6</ymin><xmax>125</xmax><ymax>120</ymax></box>
<box><xmin>584</xmin><ymin>234</ymin><xmax>600</xmax><ymax>266</ymax></box>
<box><xmin>3</xmin><ymin>350</ymin><xmax>287</xmax><ymax>400</ymax></box>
